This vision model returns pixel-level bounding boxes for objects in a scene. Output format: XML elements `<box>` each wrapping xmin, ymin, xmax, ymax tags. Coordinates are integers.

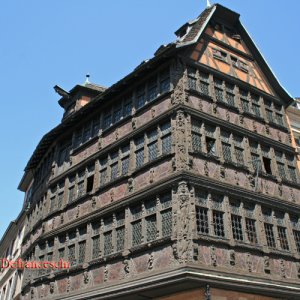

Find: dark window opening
<box><xmin>206</xmin><ymin>137</ymin><xmax>215</xmax><ymax>155</ymax></box>
<box><xmin>263</xmin><ymin>157</ymin><xmax>272</xmax><ymax>174</ymax></box>
<box><xmin>86</xmin><ymin>175</ymin><xmax>94</xmax><ymax>193</ymax></box>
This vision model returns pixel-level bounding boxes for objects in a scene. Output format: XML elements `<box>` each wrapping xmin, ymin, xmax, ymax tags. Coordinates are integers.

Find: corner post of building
<box><xmin>172</xmin><ymin>181</ymin><xmax>194</xmax><ymax>264</ymax></box>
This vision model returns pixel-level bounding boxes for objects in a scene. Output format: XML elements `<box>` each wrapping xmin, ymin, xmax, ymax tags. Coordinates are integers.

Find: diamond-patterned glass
<box><xmin>162</xmin><ymin>134</ymin><xmax>172</xmax><ymax>154</ymax></box>
<box><xmin>78</xmin><ymin>241</ymin><xmax>86</xmax><ymax>264</ymax></box>
<box><xmin>222</xmin><ymin>142</ymin><xmax>232</xmax><ymax>162</ymax></box>
<box><xmin>68</xmin><ymin>245</ymin><xmax>76</xmax><ymax>266</ymax></box>
<box><xmin>104</xmin><ymin>231</ymin><xmax>113</xmax><ymax>256</ymax></box>
<box><xmin>92</xmin><ymin>236</ymin><xmax>100</xmax><ymax>259</ymax></box>
<box><xmin>116</xmin><ymin>227</ymin><xmax>125</xmax><ymax>252</ymax></box>
<box><xmin>148</xmin><ymin>142</ymin><xmax>158</xmax><ymax>161</ymax></box>
<box><xmin>132</xmin><ymin>220</ymin><xmax>142</xmax><ymax>246</ymax></box>
<box><xmin>161</xmin><ymin>209</ymin><xmax>172</xmax><ymax>237</ymax></box>
<box><xmin>146</xmin><ymin>215</ymin><xmax>157</xmax><ymax>242</ymax></box>
<box><xmin>136</xmin><ymin>149</ymin><xmax>144</xmax><ymax>168</ymax></box>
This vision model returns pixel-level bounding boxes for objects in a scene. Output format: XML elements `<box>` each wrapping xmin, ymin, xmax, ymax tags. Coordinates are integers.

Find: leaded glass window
<box><xmin>293</xmin><ymin>230</ymin><xmax>300</xmax><ymax>253</ymax></box>
<box><xmin>78</xmin><ymin>241</ymin><xmax>86</xmax><ymax>264</ymax></box>
<box><xmin>57</xmin><ymin>192</ymin><xmax>63</xmax><ymax>209</ymax></box>
<box><xmin>124</xmin><ymin>99</ymin><xmax>132</xmax><ymax>117</ymax></box>
<box><xmin>213</xmin><ymin>211</ymin><xmax>225</xmax><ymax>237</ymax></box>
<box><xmin>104</xmin><ymin>232</ymin><xmax>113</xmax><ymax>256</ymax></box>
<box><xmin>188</xmin><ymin>67</ymin><xmax>197</xmax><ymax>90</ymax></box>
<box><xmin>161</xmin><ymin>121</ymin><xmax>172</xmax><ymax>155</ymax></box>
<box><xmin>148</xmin><ymin>142</ymin><xmax>158</xmax><ymax>161</ymax></box>
<box><xmin>277</xmin><ymin>227</ymin><xmax>289</xmax><ymax>250</ymax></box>
<box><xmin>92</xmin><ymin>116</ymin><xmax>100</xmax><ymax>137</ymax></box>
<box><xmin>132</xmin><ymin>220</ymin><xmax>142</xmax><ymax>246</ymax></box>
<box><xmin>225</xmin><ymin>83</ymin><xmax>235</xmax><ymax>106</ymax></box>
<box><xmin>235</xmin><ymin>147</ymin><xmax>244</xmax><ymax>165</ymax></box>
<box><xmin>245</xmin><ymin>218</ymin><xmax>257</xmax><ymax>244</ymax></box>
<box><xmin>222</xmin><ymin>142</ymin><xmax>232</xmax><ymax>162</ymax></box>
<box><xmin>146</xmin><ymin>215</ymin><xmax>157</xmax><ymax>242</ymax></box>
<box><xmin>192</xmin><ymin>119</ymin><xmax>202</xmax><ymax>152</ymax></box>
<box><xmin>113</xmin><ymin>104</ymin><xmax>122</xmax><ymax>123</ymax></box>
<box><xmin>160</xmin><ymin>68</ymin><xmax>170</xmax><ymax>94</ymax></box>
<box><xmin>162</xmin><ymin>134</ymin><xmax>172</xmax><ymax>155</ymax></box>
<box><xmin>231</xmin><ymin>215</ymin><xmax>243</xmax><ymax>241</ymax></box>
<box><xmin>199</xmin><ymin>72</ymin><xmax>209</xmax><ymax>95</ymax></box>
<box><xmin>77</xmin><ymin>180</ymin><xmax>85</xmax><ymax>199</ymax></box>
<box><xmin>103</xmin><ymin>111</ymin><xmax>112</xmax><ymax>130</ymax></box>
<box><xmin>82</xmin><ymin>124</ymin><xmax>91</xmax><ymax>143</ymax></box>
<box><xmin>136</xmin><ymin>85</ymin><xmax>146</xmax><ymax>109</ymax></box>
<box><xmin>103</xmin><ymin>231</ymin><xmax>113</xmax><ymax>255</ymax></box>
<box><xmin>264</xmin><ymin>223</ymin><xmax>276</xmax><ymax>248</ymax></box>
<box><xmin>251</xmin><ymin>94</ymin><xmax>261</xmax><ymax>117</ymax></box>
<box><xmin>196</xmin><ymin>207</ymin><xmax>209</xmax><ymax>234</ymax></box>
<box><xmin>121</xmin><ymin>156</ymin><xmax>129</xmax><ymax>175</ymax></box>
<box><xmin>135</xmin><ymin>136</ymin><xmax>144</xmax><ymax>168</ymax></box>
<box><xmin>99</xmin><ymin>158</ymin><xmax>108</xmax><ymax>186</ymax></box>
<box><xmin>92</xmin><ymin>236</ymin><xmax>100</xmax><ymax>259</ymax></box>
<box><xmin>214</xmin><ymin>78</ymin><xmax>224</xmax><ymax>102</ymax></box>
<box><xmin>148</xmin><ymin>77</ymin><xmax>157</xmax><ymax>102</ymax></box>
<box><xmin>111</xmin><ymin>162</ymin><xmax>118</xmax><ymax>180</ymax></box>
<box><xmin>68</xmin><ymin>245</ymin><xmax>76</xmax><ymax>266</ymax></box>
<box><xmin>161</xmin><ymin>209</ymin><xmax>172</xmax><ymax>237</ymax></box>
<box><xmin>116</xmin><ymin>227</ymin><xmax>125</xmax><ymax>252</ymax></box>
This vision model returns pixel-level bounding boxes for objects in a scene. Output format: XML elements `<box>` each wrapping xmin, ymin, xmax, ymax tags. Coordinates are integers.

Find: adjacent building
<box><xmin>17</xmin><ymin>4</ymin><xmax>300</xmax><ymax>300</ymax></box>
<box><xmin>0</xmin><ymin>211</ymin><xmax>25</xmax><ymax>300</ymax></box>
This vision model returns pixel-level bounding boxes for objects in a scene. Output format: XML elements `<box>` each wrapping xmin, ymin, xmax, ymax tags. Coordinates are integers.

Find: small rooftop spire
<box><xmin>206</xmin><ymin>0</ymin><xmax>211</xmax><ymax>7</ymax></box>
<box><xmin>84</xmin><ymin>73</ymin><xmax>90</xmax><ymax>85</ymax></box>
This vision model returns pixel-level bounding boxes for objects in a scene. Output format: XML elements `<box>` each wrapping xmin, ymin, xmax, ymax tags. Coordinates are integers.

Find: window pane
<box><xmin>231</xmin><ymin>215</ymin><xmax>243</xmax><ymax>241</ymax></box>
<box><xmin>196</xmin><ymin>207</ymin><xmax>209</xmax><ymax>234</ymax></box>
<box><xmin>92</xmin><ymin>236</ymin><xmax>100</xmax><ymax>259</ymax></box>
<box><xmin>146</xmin><ymin>215</ymin><xmax>157</xmax><ymax>242</ymax></box>
<box><xmin>222</xmin><ymin>142</ymin><xmax>232</xmax><ymax>162</ymax></box>
<box><xmin>278</xmin><ymin>227</ymin><xmax>289</xmax><ymax>250</ymax></box>
<box><xmin>104</xmin><ymin>231</ymin><xmax>113</xmax><ymax>256</ymax></box>
<box><xmin>78</xmin><ymin>241</ymin><xmax>86</xmax><ymax>264</ymax></box>
<box><xmin>116</xmin><ymin>227</ymin><xmax>125</xmax><ymax>252</ymax></box>
<box><xmin>148</xmin><ymin>142</ymin><xmax>158</xmax><ymax>161</ymax></box>
<box><xmin>136</xmin><ymin>149</ymin><xmax>144</xmax><ymax>168</ymax></box>
<box><xmin>245</xmin><ymin>218</ymin><xmax>257</xmax><ymax>244</ymax></box>
<box><xmin>264</xmin><ymin>223</ymin><xmax>276</xmax><ymax>248</ymax></box>
<box><xmin>162</xmin><ymin>134</ymin><xmax>172</xmax><ymax>154</ymax></box>
<box><xmin>213</xmin><ymin>211</ymin><xmax>225</xmax><ymax>237</ymax></box>
<box><xmin>161</xmin><ymin>209</ymin><xmax>172</xmax><ymax>237</ymax></box>
<box><xmin>132</xmin><ymin>220</ymin><xmax>142</xmax><ymax>246</ymax></box>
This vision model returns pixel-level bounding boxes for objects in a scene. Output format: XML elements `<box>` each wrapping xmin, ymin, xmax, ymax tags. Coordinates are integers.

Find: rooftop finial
<box><xmin>206</xmin><ymin>0</ymin><xmax>211</xmax><ymax>7</ymax></box>
<box><xmin>84</xmin><ymin>73</ymin><xmax>90</xmax><ymax>85</ymax></box>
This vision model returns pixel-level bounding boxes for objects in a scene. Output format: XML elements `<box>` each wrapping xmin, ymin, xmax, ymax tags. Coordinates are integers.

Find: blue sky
<box><xmin>0</xmin><ymin>0</ymin><xmax>299</xmax><ymax>240</ymax></box>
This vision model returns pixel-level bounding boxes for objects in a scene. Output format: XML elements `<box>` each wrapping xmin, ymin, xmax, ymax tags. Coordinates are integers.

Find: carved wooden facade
<box><xmin>18</xmin><ymin>4</ymin><xmax>300</xmax><ymax>300</ymax></box>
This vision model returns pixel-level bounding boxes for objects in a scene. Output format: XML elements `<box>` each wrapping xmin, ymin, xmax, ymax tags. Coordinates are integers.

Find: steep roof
<box><xmin>175</xmin><ymin>4</ymin><xmax>293</xmax><ymax>106</ymax></box>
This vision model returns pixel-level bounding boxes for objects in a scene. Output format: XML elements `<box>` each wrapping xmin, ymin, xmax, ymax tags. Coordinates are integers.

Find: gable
<box><xmin>188</xmin><ymin>24</ymin><xmax>275</xmax><ymax>96</ymax></box>
<box><xmin>176</xmin><ymin>4</ymin><xmax>293</xmax><ymax>106</ymax></box>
